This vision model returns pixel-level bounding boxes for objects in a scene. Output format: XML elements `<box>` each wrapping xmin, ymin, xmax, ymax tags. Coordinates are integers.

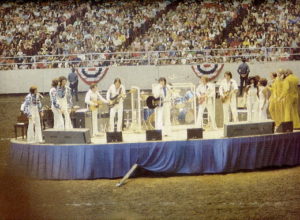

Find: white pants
<box><xmin>57</xmin><ymin>98</ymin><xmax>73</xmax><ymax>129</ymax></box>
<box><xmin>92</xmin><ymin>109</ymin><xmax>99</xmax><ymax>136</ymax></box>
<box><xmin>61</xmin><ymin>109</ymin><xmax>73</xmax><ymax>129</ymax></box>
<box><xmin>259</xmin><ymin>101</ymin><xmax>268</xmax><ymax>121</ymax></box>
<box><xmin>223</xmin><ymin>94</ymin><xmax>238</xmax><ymax>125</ymax></box>
<box><xmin>52</xmin><ymin>107</ymin><xmax>64</xmax><ymax>129</ymax></box>
<box><xmin>109</xmin><ymin>103</ymin><xmax>123</xmax><ymax>132</ymax></box>
<box><xmin>155</xmin><ymin>103</ymin><xmax>171</xmax><ymax>135</ymax></box>
<box><xmin>196</xmin><ymin>99</ymin><xmax>217</xmax><ymax>129</ymax></box>
<box><xmin>247</xmin><ymin>100</ymin><xmax>259</xmax><ymax>122</ymax></box>
<box><xmin>27</xmin><ymin>106</ymin><xmax>42</xmax><ymax>143</ymax></box>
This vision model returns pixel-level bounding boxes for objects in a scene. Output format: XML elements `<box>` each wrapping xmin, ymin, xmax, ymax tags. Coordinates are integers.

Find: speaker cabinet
<box><xmin>276</xmin><ymin>121</ymin><xmax>293</xmax><ymax>133</ymax></box>
<box><xmin>43</xmin><ymin>128</ymin><xmax>91</xmax><ymax>144</ymax></box>
<box><xmin>146</xmin><ymin>130</ymin><xmax>162</xmax><ymax>141</ymax></box>
<box><xmin>187</xmin><ymin>128</ymin><xmax>203</xmax><ymax>140</ymax></box>
<box><xmin>106</xmin><ymin>132</ymin><xmax>123</xmax><ymax>143</ymax></box>
<box><xmin>224</xmin><ymin>120</ymin><xmax>275</xmax><ymax>137</ymax></box>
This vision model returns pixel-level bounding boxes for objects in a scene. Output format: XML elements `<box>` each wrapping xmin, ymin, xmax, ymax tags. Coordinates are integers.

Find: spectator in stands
<box><xmin>68</xmin><ymin>67</ymin><xmax>79</xmax><ymax>102</ymax></box>
<box><xmin>237</xmin><ymin>58</ymin><xmax>250</xmax><ymax>96</ymax></box>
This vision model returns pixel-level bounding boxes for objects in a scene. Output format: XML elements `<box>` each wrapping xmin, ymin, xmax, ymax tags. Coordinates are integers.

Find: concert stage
<box><xmin>10</xmin><ymin>128</ymin><xmax>300</xmax><ymax>180</ymax></box>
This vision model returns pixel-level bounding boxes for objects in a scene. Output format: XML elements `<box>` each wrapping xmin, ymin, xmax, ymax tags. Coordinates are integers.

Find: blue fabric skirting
<box><xmin>10</xmin><ymin>132</ymin><xmax>300</xmax><ymax>179</ymax></box>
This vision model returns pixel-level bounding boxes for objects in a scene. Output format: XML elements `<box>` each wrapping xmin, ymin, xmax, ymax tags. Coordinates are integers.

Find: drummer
<box><xmin>196</xmin><ymin>76</ymin><xmax>217</xmax><ymax>130</ymax></box>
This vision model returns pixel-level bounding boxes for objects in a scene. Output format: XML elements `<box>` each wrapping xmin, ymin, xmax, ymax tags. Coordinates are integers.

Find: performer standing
<box><xmin>280</xmin><ymin>69</ymin><xmax>300</xmax><ymax>129</ymax></box>
<box><xmin>68</xmin><ymin>67</ymin><xmax>79</xmax><ymax>102</ymax></box>
<box><xmin>85</xmin><ymin>84</ymin><xmax>110</xmax><ymax>136</ymax></box>
<box><xmin>244</xmin><ymin>77</ymin><xmax>259</xmax><ymax>122</ymax></box>
<box><xmin>274</xmin><ymin>70</ymin><xmax>285</xmax><ymax>126</ymax></box>
<box><xmin>268</xmin><ymin>72</ymin><xmax>277</xmax><ymax>124</ymax></box>
<box><xmin>106</xmin><ymin>78</ymin><xmax>126</xmax><ymax>132</ymax></box>
<box><xmin>258</xmin><ymin>78</ymin><xmax>270</xmax><ymax>121</ymax></box>
<box><xmin>152</xmin><ymin>77</ymin><xmax>172</xmax><ymax>136</ymax></box>
<box><xmin>49</xmin><ymin>78</ymin><xmax>64</xmax><ymax>129</ymax></box>
<box><xmin>219</xmin><ymin>71</ymin><xmax>239</xmax><ymax>125</ymax></box>
<box><xmin>237</xmin><ymin>58</ymin><xmax>250</xmax><ymax>96</ymax></box>
<box><xmin>57</xmin><ymin>76</ymin><xmax>73</xmax><ymax>129</ymax></box>
<box><xmin>196</xmin><ymin>76</ymin><xmax>217</xmax><ymax>129</ymax></box>
<box><xmin>23</xmin><ymin>86</ymin><xmax>43</xmax><ymax>143</ymax></box>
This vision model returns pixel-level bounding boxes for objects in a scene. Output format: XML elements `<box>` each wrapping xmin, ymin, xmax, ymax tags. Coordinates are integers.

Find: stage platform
<box><xmin>10</xmin><ymin>128</ymin><xmax>300</xmax><ymax>180</ymax></box>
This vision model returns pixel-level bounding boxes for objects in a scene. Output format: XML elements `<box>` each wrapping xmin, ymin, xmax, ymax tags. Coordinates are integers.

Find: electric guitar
<box><xmin>108</xmin><ymin>88</ymin><xmax>136</xmax><ymax>108</ymax></box>
<box><xmin>220</xmin><ymin>90</ymin><xmax>234</xmax><ymax>103</ymax></box>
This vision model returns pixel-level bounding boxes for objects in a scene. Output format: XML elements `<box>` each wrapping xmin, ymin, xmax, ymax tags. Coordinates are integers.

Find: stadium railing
<box><xmin>0</xmin><ymin>47</ymin><xmax>299</xmax><ymax>70</ymax></box>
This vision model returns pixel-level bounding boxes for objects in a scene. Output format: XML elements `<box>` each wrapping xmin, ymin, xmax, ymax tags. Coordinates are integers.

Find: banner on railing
<box><xmin>191</xmin><ymin>64</ymin><xmax>224</xmax><ymax>81</ymax></box>
<box><xmin>75</xmin><ymin>67</ymin><xmax>109</xmax><ymax>85</ymax></box>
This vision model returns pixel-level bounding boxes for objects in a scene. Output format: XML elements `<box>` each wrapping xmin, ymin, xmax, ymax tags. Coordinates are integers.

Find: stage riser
<box><xmin>10</xmin><ymin>132</ymin><xmax>300</xmax><ymax>179</ymax></box>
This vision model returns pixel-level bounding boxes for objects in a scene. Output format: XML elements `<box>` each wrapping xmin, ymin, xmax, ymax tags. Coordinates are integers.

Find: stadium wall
<box><xmin>0</xmin><ymin>61</ymin><xmax>300</xmax><ymax>94</ymax></box>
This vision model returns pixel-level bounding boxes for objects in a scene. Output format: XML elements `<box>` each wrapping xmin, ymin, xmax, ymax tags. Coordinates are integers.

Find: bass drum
<box><xmin>143</xmin><ymin>107</ymin><xmax>155</xmax><ymax>129</ymax></box>
<box><xmin>178</xmin><ymin>108</ymin><xmax>194</xmax><ymax>124</ymax></box>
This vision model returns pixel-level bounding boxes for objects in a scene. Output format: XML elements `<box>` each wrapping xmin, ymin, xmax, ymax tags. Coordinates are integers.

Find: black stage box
<box><xmin>146</xmin><ymin>130</ymin><xmax>162</xmax><ymax>141</ymax></box>
<box><xmin>276</xmin><ymin>121</ymin><xmax>293</xmax><ymax>133</ymax></box>
<box><xmin>187</xmin><ymin>128</ymin><xmax>203</xmax><ymax>140</ymax></box>
<box><xmin>106</xmin><ymin>132</ymin><xmax>123</xmax><ymax>143</ymax></box>
<box><xmin>43</xmin><ymin>128</ymin><xmax>91</xmax><ymax>144</ymax></box>
<box><xmin>224</xmin><ymin>120</ymin><xmax>275</xmax><ymax>137</ymax></box>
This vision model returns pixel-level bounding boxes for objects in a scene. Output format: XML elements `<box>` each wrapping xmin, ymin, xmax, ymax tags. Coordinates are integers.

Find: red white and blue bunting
<box><xmin>76</xmin><ymin>67</ymin><xmax>109</xmax><ymax>85</ymax></box>
<box><xmin>191</xmin><ymin>64</ymin><xmax>224</xmax><ymax>81</ymax></box>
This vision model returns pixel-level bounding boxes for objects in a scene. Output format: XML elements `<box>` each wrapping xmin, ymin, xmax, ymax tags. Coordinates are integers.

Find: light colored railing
<box><xmin>0</xmin><ymin>47</ymin><xmax>299</xmax><ymax>69</ymax></box>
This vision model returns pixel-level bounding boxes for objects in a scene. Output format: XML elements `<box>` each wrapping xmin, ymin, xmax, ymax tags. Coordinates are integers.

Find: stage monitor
<box><xmin>276</xmin><ymin>121</ymin><xmax>293</xmax><ymax>133</ymax></box>
<box><xmin>187</xmin><ymin>128</ymin><xmax>203</xmax><ymax>140</ymax></box>
<box><xmin>146</xmin><ymin>130</ymin><xmax>162</xmax><ymax>141</ymax></box>
<box><xmin>224</xmin><ymin>120</ymin><xmax>275</xmax><ymax>137</ymax></box>
<box><xmin>106</xmin><ymin>132</ymin><xmax>123</xmax><ymax>143</ymax></box>
<box><xmin>43</xmin><ymin>128</ymin><xmax>91</xmax><ymax>144</ymax></box>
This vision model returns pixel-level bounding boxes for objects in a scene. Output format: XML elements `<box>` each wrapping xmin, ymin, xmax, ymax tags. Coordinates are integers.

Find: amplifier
<box><xmin>43</xmin><ymin>128</ymin><xmax>91</xmax><ymax>144</ymax></box>
<box><xmin>146</xmin><ymin>130</ymin><xmax>162</xmax><ymax>141</ymax></box>
<box><xmin>276</xmin><ymin>121</ymin><xmax>293</xmax><ymax>133</ymax></box>
<box><xmin>224</xmin><ymin>120</ymin><xmax>275</xmax><ymax>137</ymax></box>
<box><xmin>187</xmin><ymin>128</ymin><xmax>203</xmax><ymax>140</ymax></box>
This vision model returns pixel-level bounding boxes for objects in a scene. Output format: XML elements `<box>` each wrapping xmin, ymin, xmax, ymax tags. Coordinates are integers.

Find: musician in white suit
<box><xmin>196</xmin><ymin>76</ymin><xmax>217</xmax><ymax>129</ymax></box>
<box><xmin>49</xmin><ymin>78</ymin><xmax>64</xmax><ymax>129</ymax></box>
<box><xmin>23</xmin><ymin>86</ymin><xmax>43</xmax><ymax>143</ymax></box>
<box><xmin>57</xmin><ymin>76</ymin><xmax>73</xmax><ymax>129</ymax></box>
<box><xmin>152</xmin><ymin>77</ymin><xmax>172</xmax><ymax>136</ymax></box>
<box><xmin>106</xmin><ymin>78</ymin><xmax>126</xmax><ymax>132</ymax></box>
<box><xmin>219</xmin><ymin>71</ymin><xmax>239</xmax><ymax>125</ymax></box>
<box><xmin>85</xmin><ymin>83</ymin><xmax>109</xmax><ymax>136</ymax></box>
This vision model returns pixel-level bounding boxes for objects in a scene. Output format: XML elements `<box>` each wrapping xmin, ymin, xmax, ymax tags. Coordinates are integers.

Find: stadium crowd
<box><xmin>0</xmin><ymin>0</ymin><xmax>299</xmax><ymax>69</ymax></box>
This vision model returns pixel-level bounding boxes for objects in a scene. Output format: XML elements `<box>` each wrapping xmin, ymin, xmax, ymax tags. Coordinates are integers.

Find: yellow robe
<box><xmin>280</xmin><ymin>74</ymin><xmax>300</xmax><ymax>128</ymax></box>
<box><xmin>268</xmin><ymin>81</ymin><xmax>277</xmax><ymax>125</ymax></box>
<box><xmin>275</xmin><ymin>78</ymin><xmax>285</xmax><ymax>126</ymax></box>
<box><xmin>269</xmin><ymin>78</ymin><xmax>284</xmax><ymax>126</ymax></box>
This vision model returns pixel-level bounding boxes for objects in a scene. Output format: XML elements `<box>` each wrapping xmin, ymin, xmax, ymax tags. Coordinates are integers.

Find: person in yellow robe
<box><xmin>275</xmin><ymin>70</ymin><xmax>286</xmax><ymax>126</ymax></box>
<box><xmin>280</xmin><ymin>69</ymin><xmax>300</xmax><ymax>129</ymax></box>
<box><xmin>269</xmin><ymin>70</ymin><xmax>285</xmax><ymax>126</ymax></box>
<box><xmin>268</xmin><ymin>72</ymin><xmax>277</xmax><ymax>125</ymax></box>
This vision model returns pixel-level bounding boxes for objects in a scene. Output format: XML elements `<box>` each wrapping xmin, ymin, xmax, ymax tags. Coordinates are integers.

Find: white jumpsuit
<box><xmin>85</xmin><ymin>89</ymin><xmax>109</xmax><ymax>136</ymax></box>
<box><xmin>106</xmin><ymin>84</ymin><xmax>126</xmax><ymax>132</ymax></box>
<box><xmin>196</xmin><ymin>82</ymin><xmax>217</xmax><ymax>129</ymax></box>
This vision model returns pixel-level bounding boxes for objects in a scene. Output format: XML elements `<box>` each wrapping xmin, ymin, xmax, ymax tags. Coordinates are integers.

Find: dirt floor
<box><xmin>0</xmin><ymin>94</ymin><xmax>300</xmax><ymax>220</ymax></box>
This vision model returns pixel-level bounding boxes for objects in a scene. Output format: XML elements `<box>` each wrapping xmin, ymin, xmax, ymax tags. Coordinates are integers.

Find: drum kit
<box><xmin>140</xmin><ymin>89</ymin><xmax>195</xmax><ymax>129</ymax></box>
